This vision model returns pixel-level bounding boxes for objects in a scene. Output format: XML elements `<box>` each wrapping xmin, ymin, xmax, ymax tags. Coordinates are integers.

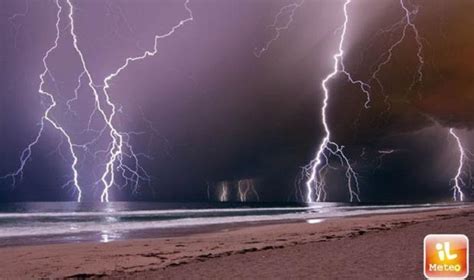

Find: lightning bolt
<box><xmin>3</xmin><ymin>0</ymin><xmax>193</xmax><ymax>202</ymax></box>
<box><xmin>303</xmin><ymin>0</ymin><xmax>365</xmax><ymax>203</ymax></box>
<box><xmin>366</xmin><ymin>2</ymin><xmax>470</xmax><ymax>202</ymax></box>
<box><xmin>237</xmin><ymin>179</ymin><xmax>260</xmax><ymax>202</ymax></box>
<box><xmin>98</xmin><ymin>0</ymin><xmax>193</xmax><ymax>202</ymax></box>
<box><xmin>65</xmin><ymin>71</ymin><xmax>86</xmax><ymax>116</ymax></box>
<box><xmin>66</xmin><ymin>0</ymin><xmax>193</xmax><ymax>202</ymax></box>
<box><xmin>2</xmin><ymin>0</ymin><xmax>82</xmax><ymax>201</ymax></box>
<box><xmin>219</xmin><ymin>182</ymin><xmax>229</xmax><ymax>202</ymax></box>
<box><xmin>8</xmin><ymin>0</ymin><xmax>30</xmax><ymax>49</ymax></box>
<box><xmin>237</xmin><ymin>181</ymin><xmax>248</xmax><ymax>202</ymax></box>
<box><xmin>449</xmin><ymin>128</ymin><xmax>468</xmax><ymax>201</ymax></box>
<box><xmin>302</xmin><ymin>0</ymin><xmax>427</xmax><ymax>203</ymax></box>
<box><xmin>368</xmin><ymin>0</ymin><xmax>424</xmax><ymax>107</ymax></box>
<box><xmin>254</xmin><ymin>0</ymin><xmax>305</xmax><ymax>58</ymax></box>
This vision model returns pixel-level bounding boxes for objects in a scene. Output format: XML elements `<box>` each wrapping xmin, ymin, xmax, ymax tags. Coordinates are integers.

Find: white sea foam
<box><xmin>0</xmin><ymin>204</ymin><xmax>460</xmax><ymax>238</ymax></box>
<box><xmin>0</xmin><ymin>206</ymin><xmax>318</xmax><ymax>219</ymax></box>
<box><xmin>0</xmin><ymin>203</ymin><xmax>446</xmax><ymax>219</ymax></box>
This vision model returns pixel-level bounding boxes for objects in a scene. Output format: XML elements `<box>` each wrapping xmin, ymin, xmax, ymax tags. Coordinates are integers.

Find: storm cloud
<box><xmin>1</xmin><ymin>0</ymin><xmax>473</xmax><ymax>202</ymax></box>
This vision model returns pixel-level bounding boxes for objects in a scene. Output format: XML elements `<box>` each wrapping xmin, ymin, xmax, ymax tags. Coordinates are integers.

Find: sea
<box><xmin>0</xmin><ymin>201</ymin><xmax>464</xmax><ymax>247</ymax></box>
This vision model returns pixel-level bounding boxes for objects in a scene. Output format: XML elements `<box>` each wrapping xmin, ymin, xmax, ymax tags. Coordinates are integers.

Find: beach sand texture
<box><xmin>0</xmin><ymin>206</ymin><xmax>472</xmax><ymax>279</ymax></box>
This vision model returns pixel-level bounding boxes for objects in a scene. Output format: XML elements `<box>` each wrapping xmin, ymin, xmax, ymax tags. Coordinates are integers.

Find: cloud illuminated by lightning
<box><xmin>365</xmin><ymin>2</ymin><xmax>472</xmax><ymax>202</ymax></box>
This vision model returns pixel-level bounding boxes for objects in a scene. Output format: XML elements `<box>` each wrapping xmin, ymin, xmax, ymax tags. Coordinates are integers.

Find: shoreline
<box><xmin>0</xmin><ymin>203</ymin><xmax>460</xmax><ymax>247</ymax></box>
<box><xmin>1</xmin><ymin>205</ymin><xmax>472</xmax><ymax>279</ymax></box>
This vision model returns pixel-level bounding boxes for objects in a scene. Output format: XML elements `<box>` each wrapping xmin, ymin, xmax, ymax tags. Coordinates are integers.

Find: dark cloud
<box><xmin>1</xmin><ymin>0</ymin><xmax>473</xmax><ymax>202</ymax></box>
<box><xmin>349</xmin><ymin>0</ymin><xmax>474</xmax><ymax>134</ymax></box>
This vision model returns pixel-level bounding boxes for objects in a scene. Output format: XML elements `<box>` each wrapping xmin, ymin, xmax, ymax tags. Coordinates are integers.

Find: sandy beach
<box><xmin>1</xmin><ymin>205</ymin><xmax>472</xmax><ymax>279</ymax></box>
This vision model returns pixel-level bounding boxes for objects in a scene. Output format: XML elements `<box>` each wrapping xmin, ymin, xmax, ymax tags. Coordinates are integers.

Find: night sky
<box><xmin>1</xmin><ymin>0</ymin><xmax>473</xmax><ymax>203</ymax></box>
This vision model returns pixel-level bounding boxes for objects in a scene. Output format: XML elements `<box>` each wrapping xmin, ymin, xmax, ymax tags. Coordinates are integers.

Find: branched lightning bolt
<box><xmin>302</xmin><ymin>0</ymin><xmax>426</xmax><ymax>203</ymax></box>
<box><xmin>368</xmin><ymin>0</ymin><xmax>424</xmax><ymax>107</ymax></box>
<box><xmin>98</xmin><ymin>0</ymin><xmax>193</xmax><ymax>202</ymax></box>
<box><xmin>449</xmin><ymin>128</ymin><xmax>471</xmax><ymax>201</ymax></box>
<box><xmin>254</xmin><ymin>0</ymin><xmax>304</xmax><ymax>58</ymax></box>
<box><xmin>366</xmin><ymin>2</ymin><xmax>468</xmax><ymax>202</ymax></box>
<box><xmin>2</xmin><ymin>0</ymin><xmax>82</xmax><ymax>201</ymax></box>
<box><xmin>66</xmin><ymin>0</ymin><xmax>193</xmax><ymax>202</ymax></box>
<box><xmin>237</xmin><ymin>181</ymin><xmax>247</xmax><ymax>202</ymax></box>
<box><xmin>65</xmin><ymin>71</ymin><xmax>86</xmax><ymax>116</ymax></box>
<box><xmin>303</xmin><ymin>0</ymin><xmax>365</xmax><ymax>203</ymax></box>
<box><xmin>3</xmin><ymin>0</ymin><xmax>193</xmax><ymax>202</ymax></box>
<box><xmin>8</xmin><ymin>0</ymin><xmax>30</xmax><ymax>48</ymax></box>
<box><xmin>237</xmin><ymin>179</ymin><xmax>260</xmax><ymax>202</ymax></box>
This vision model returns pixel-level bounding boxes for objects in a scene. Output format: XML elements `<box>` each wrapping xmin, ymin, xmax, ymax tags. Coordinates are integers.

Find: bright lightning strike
<box><xmin>303</xmin><ymin>0</ymin><xmax>363</xmax><ymax>203</ymax></box>
<box><xmin>3</xmin><ymin>0</ymin><xmax>193</xmax><ymax>203</ymax></box>
<box><xmin>254</xmin><ymin>0</ymin><xmax>304</xmax><ymax>58</ymax></box>
<box><xmin>66</xmin><ymin>0</ymin><xmax>194</xmax><ymax>202</ymax></box>
<box><xmin>449</xmin><ymin>128</ymin><xmax>469</xmax><ymax>201</ymax></box>
<box><xmin>302</xmin><ymin>0</ymin><xmax>426</xmax><ymax>203</ymax></box>
<box><xmin>366</xmin><ymin>2</ymin><xmax>470</xmax><ymax>202</ymax></box>
<box><xmin>99</xmin><ymin>0</ymin><xmax>193</xmax><ymax>202</ymax></box>
<box><xmin>2</xmin><ymin>0</ymin><xmax>83</xmax><ymax>201</ymax></box>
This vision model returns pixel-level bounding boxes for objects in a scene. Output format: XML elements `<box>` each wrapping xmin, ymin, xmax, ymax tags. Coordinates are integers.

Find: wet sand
<box><xmin>1</xmin><ymin>205</ymin><xmax>473</xmax><ymax>279</ymax></box>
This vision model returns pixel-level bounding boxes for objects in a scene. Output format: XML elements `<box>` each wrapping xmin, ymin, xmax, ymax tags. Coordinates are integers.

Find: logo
<box><xmin>424</xmin><ymin>234</ymin><xmax>469</xmax><ymax>279</ymax></box>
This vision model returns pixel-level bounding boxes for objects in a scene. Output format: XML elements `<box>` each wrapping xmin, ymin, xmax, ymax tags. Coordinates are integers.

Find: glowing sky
<box><xmin>1</xmin><ymin>0</ymin><xmax>473</xmax><ymax>202</ymax></box>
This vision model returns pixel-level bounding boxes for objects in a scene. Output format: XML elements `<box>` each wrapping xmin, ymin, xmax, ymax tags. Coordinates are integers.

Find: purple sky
<box><xmin>1</xmin><ymin>0</ymin><xmax>473</xmax><ymax>202</ymax></box>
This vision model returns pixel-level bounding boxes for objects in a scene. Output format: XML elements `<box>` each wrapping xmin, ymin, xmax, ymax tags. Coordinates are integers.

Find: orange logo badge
<box><xmin>424</xmin><ymin>234</ymin><xmax>468</xmax><ymax>278</ymax></box>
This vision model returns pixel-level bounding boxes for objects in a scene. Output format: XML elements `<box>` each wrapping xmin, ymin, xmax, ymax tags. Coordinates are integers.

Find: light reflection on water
<box><xmin>306</xmin><ymin>218</ymin><xmax>324</xmax><ymax>224</ymax></box>
<box><xmin>100</xmin><ymin>203</ymin><xmax>121</xmax><ymax>243</ymax></box>
<box><xmin>100</xmin><ymin>230</ymin><xmax>121</xmax><ymax>243</ymax></box>
<box><xmin>0</xmin><ymin>201</ymin><xmax>466</xmax><ymax>246</ymax></box>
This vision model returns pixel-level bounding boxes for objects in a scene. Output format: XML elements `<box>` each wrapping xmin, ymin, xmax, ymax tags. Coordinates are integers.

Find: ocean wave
<box><xmin>0</xmin><ymin>204</ymin><xmax>460</xmax><ymax>238</ymax></box>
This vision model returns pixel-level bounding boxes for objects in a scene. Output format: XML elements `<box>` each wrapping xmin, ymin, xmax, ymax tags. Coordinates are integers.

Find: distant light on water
<box><xmin>100</xmin><ymin>232</ymin><xmax>110</xmax><ymax>243</ymax></box>
<box><xmin>306</xmin><ymin>218</ymin><xmax>324</xmax><ymax>224</ymax></box>
<box><xmin>100</xmin><ymin>230</ymin><xmax>121</xmax><ymax>243</ymax></box>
